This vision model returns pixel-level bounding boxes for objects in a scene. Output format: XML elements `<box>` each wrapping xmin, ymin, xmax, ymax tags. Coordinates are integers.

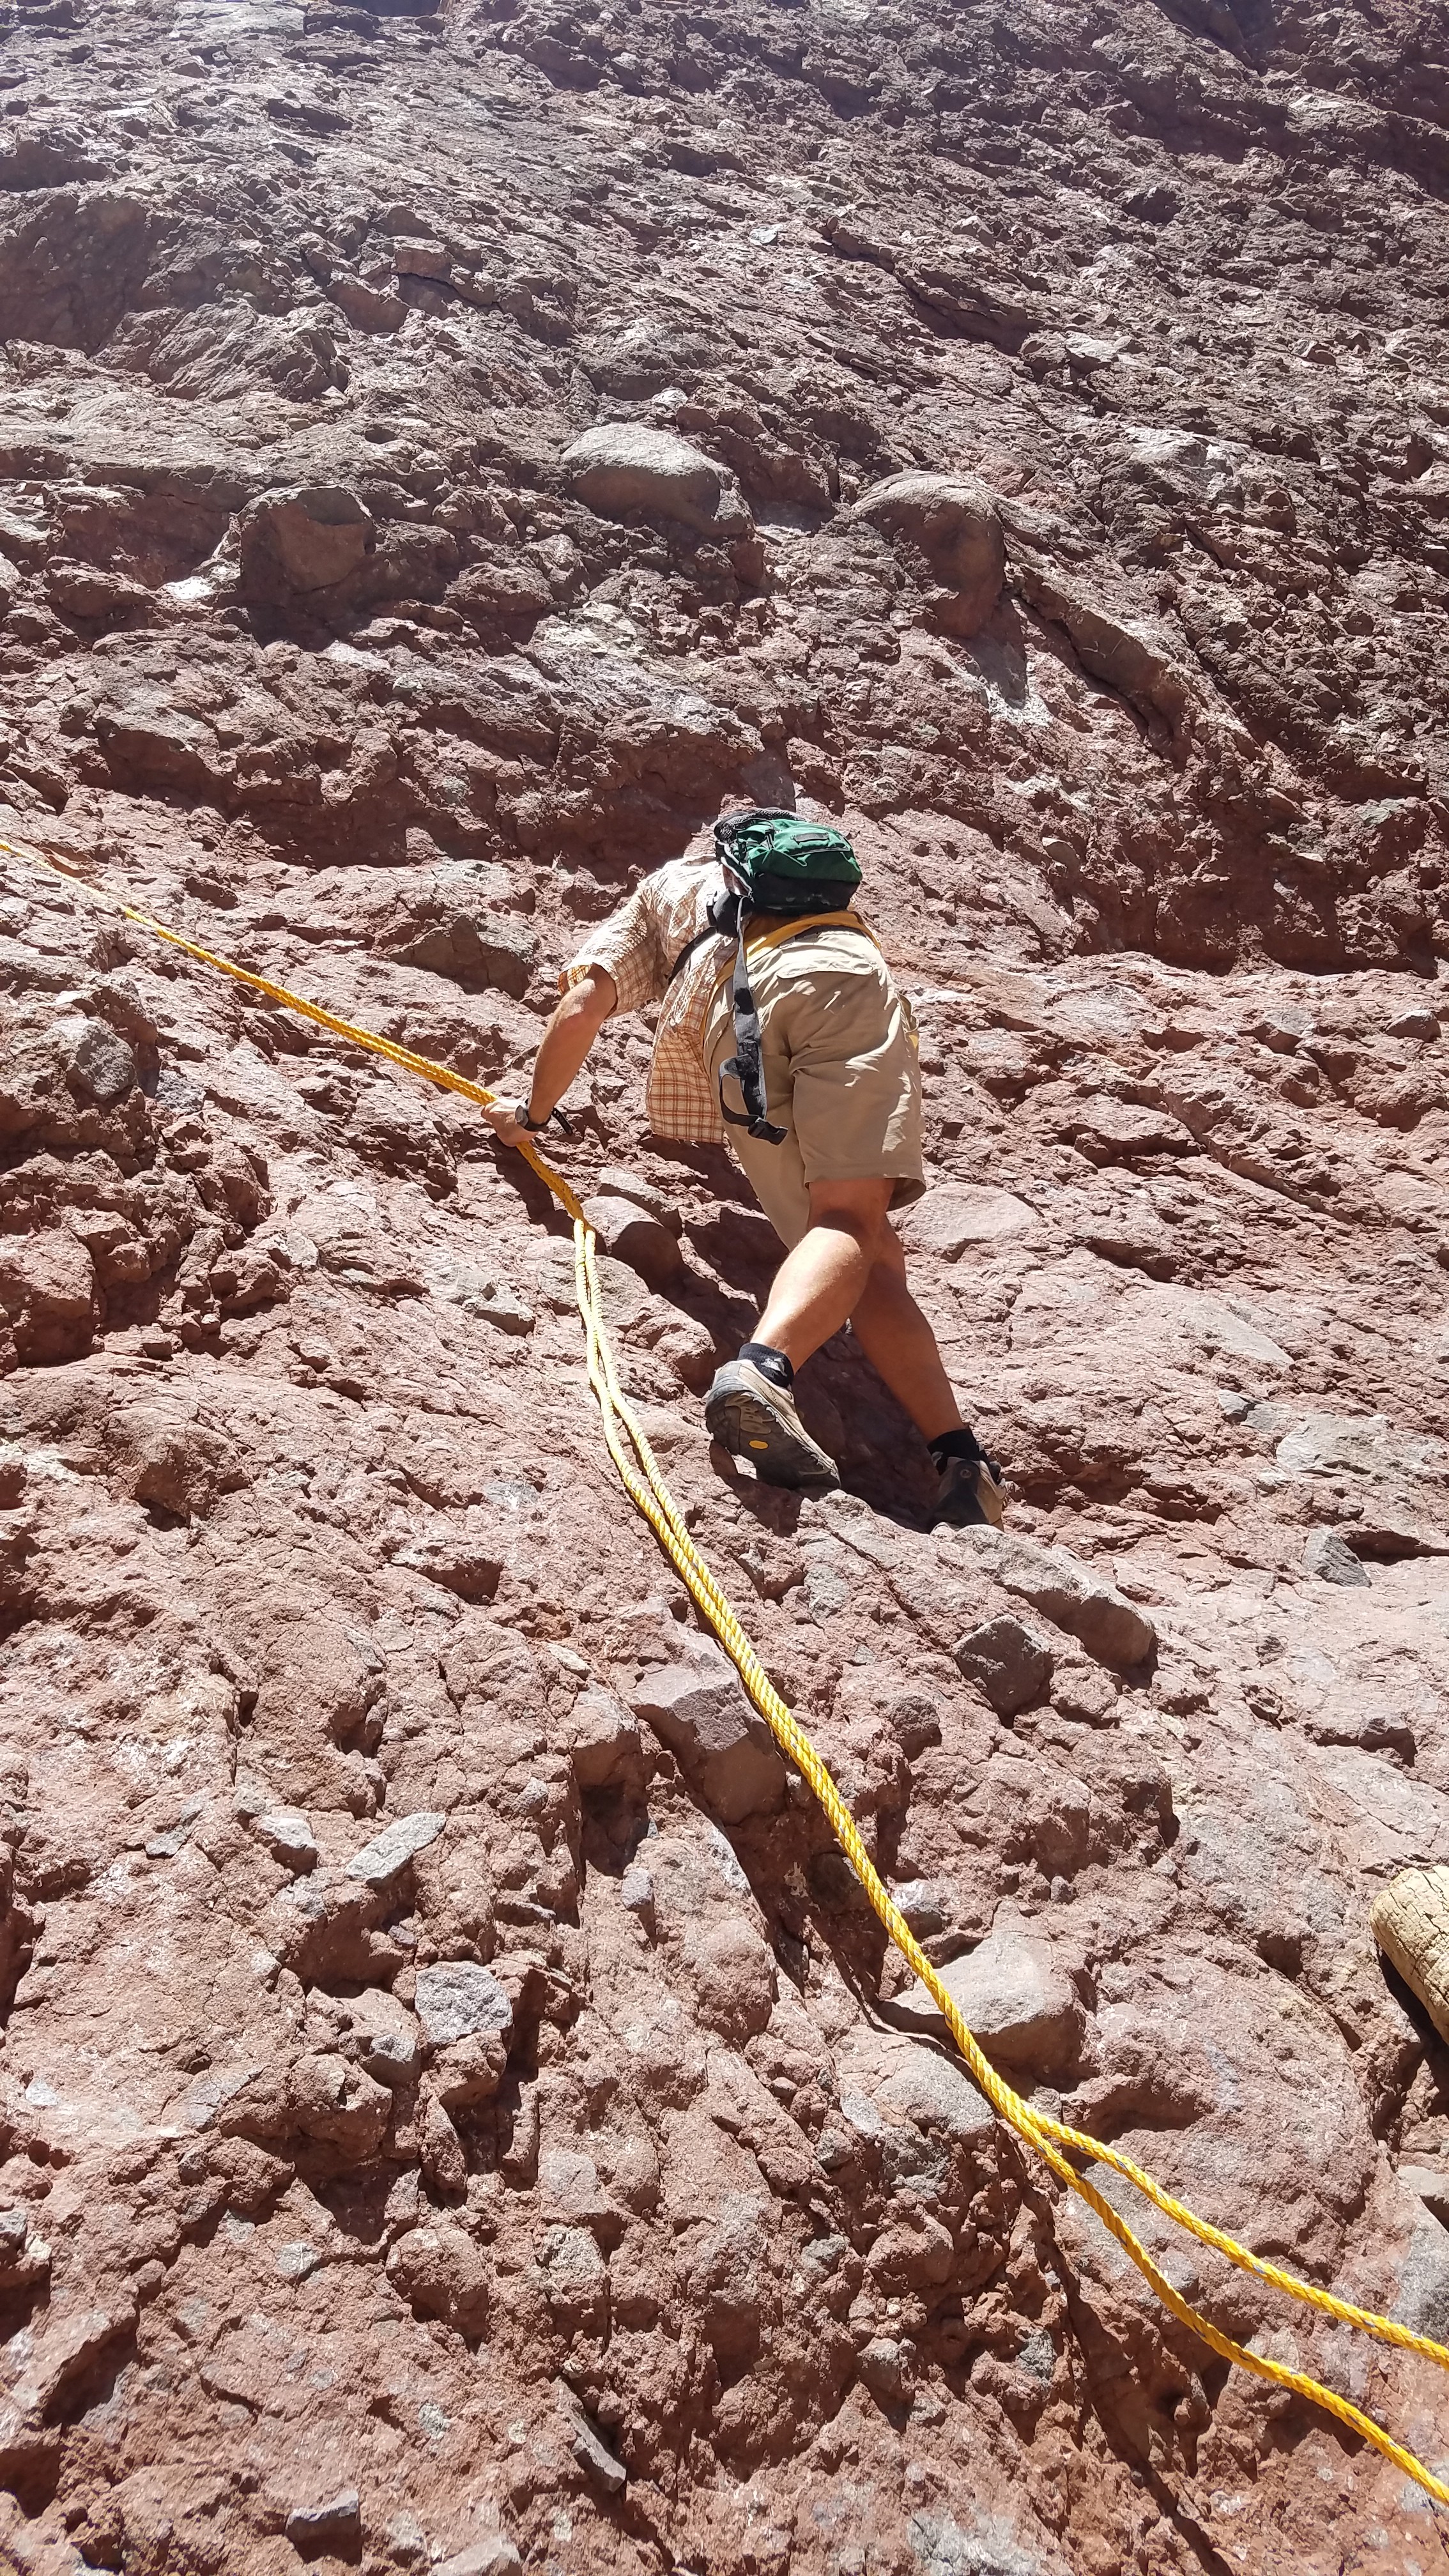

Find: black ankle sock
<box><xmin>929</xmin><ymin>1426</ymin><xmax>981</xmax><ymax>1469</ymax></box>
<box><xmin>740</xmin><ymin>1340</ymin><xmax>794</xmax><ymax>1390</ymax></box>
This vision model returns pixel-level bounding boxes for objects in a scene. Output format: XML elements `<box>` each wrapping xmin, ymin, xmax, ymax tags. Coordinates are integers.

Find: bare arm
<box><xmin>482</xmin><ymin>967</ymin><xmax>618</xmax><ymax>1147</ymax></box>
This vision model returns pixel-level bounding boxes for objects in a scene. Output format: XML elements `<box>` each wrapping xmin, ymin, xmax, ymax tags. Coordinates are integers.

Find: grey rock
<box><xmin>876</xmin><ymin>2046</ymin><xmax>994</xmax><ymax>2146</ymax></box>
<box><xmin>393</xmin><ymin>908</ymin><xmax>538</xmax><ymax>999</ymax></box>
<box><xmin>857</xmin><ymin>2333</ymin><xmax>912</xmax><ymax>2401</ymax></box>
<box><xmin>434</xmin><ymin>2543</ymin><xmax>523</xmax><ymax>2576</ymax></box>
<box><xmin>1014</xmin><ymin>558</ymin><xmax>1197</xmax><ymax>745</ymax></box>
<box><xmin>553</xmin><ymin>2377</ymin><xmax>627</xmax><ymax>2494</ymax></box>
<box><xmin>344</xmin><ymin>1811</ymin><xmax>447</xmax><ymax>1885</ymax></box>
<box><xmin>1278</xmin><ymin>1411</ymin><xmax>1443</xmax><ymax>1480</ymax></box>
<box><xmin>627</xmin><ymin>1635</ymin><xmax>786</xmax><ymax>1823</ymax></box>
<box><xmin>413</xmin><ymin>1960</ymin><xmax>513</xmax><ymax>2048</ymax></box>
<box><xmin>892</xmin><ymin>1878</ymin><xmax>952</xmax><ymax>1937</ymax></box>
<box><xmin>254</xmin><ymin>1809</ymin><xmax>318</xmax><ymax>1870</ymax></box>
<box><xmin>284</xmin><ymin>2488</ymin><xmax>361</xmax><ymax>2547</ymax></box>
<box><xmin>894</xmin><ymin>1905</ymin><xmax>1085</xmax><ymax>2076</ymax></box>
<box><xmin>1396</xmin><ymin>2212</ymin><xmax>1449</xmax><ymax>2343</ymax></box>
<box><xmin>620</xmin><ymin>1864</ymin><xmax>655</xmax><ymax>1928</ymax></box>
<box><xmin>854</xmin><ymin>470</ymin><xmax>1006</xmax><ymax>636</ymax></box>
<box><xmin>1303</xmin><ymin>1528</ymin><xmax>1371</xmax><ymax>1588</ymax></box>
<box><xmin>562</xmin><ymin>422</ymin><xmax>750</xmax><ymax>538</ymax></box>
<box><xmin>949</xmin><ymin>1526</ymin><xmax>1156</xmax><ymax>1667</ymax></box>
<box><xmin>954</xmin><ymin>1614</ymin><xmax>1054</xmax><ymax>1715</ymax></box>
<box><xmin>1248</xmin><ymin>1004</ymin><xmax>1313</xmax><ymax>1053</ymax></box>
<box><xmin>362</xmin><ymin>2026</ymin><xmax>422</xmax><ymax>2085</ymax></box>
<box><xmin>882</xmin><ymin>1690</ymin><xmax>942</xmax><ymax>1757</ymax></box>
<box><xmin>61</xmin><ymin>1015</ymin><xmax>136</xmax><ymax>1105</ymax></box>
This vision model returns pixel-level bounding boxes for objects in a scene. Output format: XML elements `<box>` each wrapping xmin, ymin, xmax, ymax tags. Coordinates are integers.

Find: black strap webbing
<box><xmin>717</xmin><ymin>917</ymin><xmax>787</xmax><ymax>1143</ymax></box>
<box><xmin>667</xmin><ymin>889</ymin><xmax>873</xmax><ymax>1148</ymax></box>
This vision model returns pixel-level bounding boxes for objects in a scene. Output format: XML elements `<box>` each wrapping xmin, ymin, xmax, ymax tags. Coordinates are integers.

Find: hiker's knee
<box><xmin>806</xmin><ymin>1177</ymin><xmax>897</xmax><ymax>1262</ymax></box>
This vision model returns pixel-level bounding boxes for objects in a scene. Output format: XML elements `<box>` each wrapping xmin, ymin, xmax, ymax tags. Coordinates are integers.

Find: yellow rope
<box><xmin>7</xmin><ymin>832</ymin><xmax>1448</xmax><ymax>2505</ymax></box>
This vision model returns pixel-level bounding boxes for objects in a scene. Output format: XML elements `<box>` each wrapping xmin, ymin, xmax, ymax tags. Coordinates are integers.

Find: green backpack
<box><xmin>713</xmin><ymin>806</ymin><xmax>862</xmax><ymax>915</ymax></box>
<box><xmin>709</xmin><ymin>808</ymin><xmax>865</xmax><ymax>1144</ymax></box>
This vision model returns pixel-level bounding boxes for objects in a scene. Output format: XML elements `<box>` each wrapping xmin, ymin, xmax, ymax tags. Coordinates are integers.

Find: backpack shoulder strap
<box><xmin>717</xmin><ymin>916</ymin><xmax>786</xmax><ymax>1146</ymax></box>
<box><xmin>665</xmin><ymin>922</ymin><xmax>721</xmax><ymax>986</ymax></box>
<box><xmin>714</xmin><ymin>909</ymin><xmax>880</xmax><ymax>1147</ymax></box>
<box><xmin>666</xmin><ymin>883</ymin><xmax>739</xmax><ymax>987</ymax></box>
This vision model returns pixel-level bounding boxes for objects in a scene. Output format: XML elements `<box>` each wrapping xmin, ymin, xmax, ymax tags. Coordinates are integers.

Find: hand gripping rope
<box><xmin>6</xmin><ymin>833</ymin><xmax>1448</xmax><ymax>2506</ymax></box>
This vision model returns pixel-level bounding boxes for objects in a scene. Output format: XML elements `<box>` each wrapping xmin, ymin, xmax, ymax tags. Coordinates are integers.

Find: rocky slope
<box><xmin>2</xmin><ymin>1</ymin><xmax>1449</xmax><ymax>2570</ymax></box>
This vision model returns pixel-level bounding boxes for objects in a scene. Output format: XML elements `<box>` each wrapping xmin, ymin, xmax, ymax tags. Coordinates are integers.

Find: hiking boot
<box><xmin>931</xmin><ymin>1438</ymin><xmax>1006</xmax><ymax>1530</ymax></box>
<box><xmin>705</xmin><ymin>1358</ymin><xmax>841</xmax><ymax>1494</ymax></box>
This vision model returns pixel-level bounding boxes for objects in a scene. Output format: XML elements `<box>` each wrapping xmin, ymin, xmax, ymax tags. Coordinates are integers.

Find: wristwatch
<box><xmin>519</xmin><ymin>1104</ymin><xmax>572</xmax><ymax>1135</ymax></box>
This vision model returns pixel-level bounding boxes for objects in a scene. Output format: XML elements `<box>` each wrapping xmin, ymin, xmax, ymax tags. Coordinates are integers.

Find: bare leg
<box><xmin>753</xmin><ymin>1178</ymin><xmax>962</xmax><ymax>1443</ymax></box>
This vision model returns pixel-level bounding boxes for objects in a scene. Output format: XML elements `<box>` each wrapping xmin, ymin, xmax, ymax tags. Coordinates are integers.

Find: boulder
<box><xmin>252</xmin><ymin>1809</ymin><xmax>317</xmax><ymax>1871</ymax></box>
<box><xmin>874</xmin><ymin>2041</ymin><xmax>994</xmax><ymax>2145</ymax></box>
<box><xmin>238</xmin><ymin>484</ymin><xmax>376</xmax><ymax>600</ymax></box>
<box><xmin>436</xmin><ymin>2544</ymin><xmax>523</xmax><ymax>2576</ymax></box>
<box><xmin>894</xmin><ymin>1905</ymin><xmax>1085</xmax><ymax>2076</ymax></box>
<box><xmin>386</xmin><ymin>908</ymin><xmax>538</xmax><ymax>999</ymax></box>
<box><xmin>387</xmin><ymin>2222</ymin><xmax>491</xmax><ymax>2334</ymax></box>
<box><xmin>291</xmin><ymin>2053</ymin><xmax>393</xmax><ymax>2156</ymax></box>
<box><xmin>561</xmin><ymin>423</ymin><xmax>751</xmax><ymax>540</ymax></box>
<box><xmin>853</xmin><ymin>470</ymin><xmax>1006</xmax><ymax>636</ymax></box>
<box><xmin>347</xmin><ymin>1986</ymin><xmax>424</xmax><ymax>2086</ymax></box>
<box><xmin>413</xmin><ymin>1960</ymin><xmax>514</xmax><ymax>2048</ymax></box>
<box><xmin>1013</xmin><ymin>560</ymin><xmax>1197</xmax><ymax>744</ymax></box>
<box><xmin>949</xmin><ymin>1526</ymin><xmax>1156</xmax><ymax>1668</ymax></box>
<box><xmin>56</xmin><ymin>1009</ymin><xmax>135</xmax><ymax>1102</ymax></box>
<box><xmin>954</xmin><ymin>1614</ymin><xmax>1054</xmax><ymax>1715</ymax></box>
<box><xmin>582</xmin><ymin>1193</ymin><xmax>685</xmax><ymax>1287</ymax></box>
<box><xmin>594</xmin><ymin>1169</ymin><xmax>684</xmax><ymax>1236</ymax></box>
<box><xmin>627</xmin><ymin>1634</ymin><xmax>786</xmax><ymax>1823</ymax></box>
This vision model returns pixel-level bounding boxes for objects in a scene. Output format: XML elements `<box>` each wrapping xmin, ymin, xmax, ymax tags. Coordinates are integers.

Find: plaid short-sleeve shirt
<box><xmin>562</xmin><ymin>852</ymin><xmax>733</xmax><ymax>1143</ymax></box>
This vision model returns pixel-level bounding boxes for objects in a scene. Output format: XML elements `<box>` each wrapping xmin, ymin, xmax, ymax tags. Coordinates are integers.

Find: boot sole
<box><xmin>705</xmin><ymin>1383</ymin><xmax>840</xmax><ymax>1494</ymax></box>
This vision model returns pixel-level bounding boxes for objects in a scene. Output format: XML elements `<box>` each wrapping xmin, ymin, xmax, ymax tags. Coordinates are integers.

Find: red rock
<box><xmin>0</xmin><ymin>5</ymin><xmax>1444</xmax><ymax>2569</ymax></box>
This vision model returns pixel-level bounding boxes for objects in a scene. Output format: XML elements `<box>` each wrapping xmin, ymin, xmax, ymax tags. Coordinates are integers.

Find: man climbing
<box><xmin>482</xmin><ymin>806</ymin><xmax>1004</xmax><ymax>1528</ymax></box>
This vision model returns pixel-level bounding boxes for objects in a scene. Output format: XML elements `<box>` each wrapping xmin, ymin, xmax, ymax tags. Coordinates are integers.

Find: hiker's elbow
<box><xmin>566</xmin><ymin>969</ymin><xmax>617</xmax><ymax>1030</ymax></box>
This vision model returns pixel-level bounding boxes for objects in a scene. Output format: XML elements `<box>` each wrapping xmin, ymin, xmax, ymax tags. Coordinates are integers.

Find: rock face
<box><xmin>0</xmin><ymin>6</ymin><xmax>1448</xmax><ymax>2575</ymax></box>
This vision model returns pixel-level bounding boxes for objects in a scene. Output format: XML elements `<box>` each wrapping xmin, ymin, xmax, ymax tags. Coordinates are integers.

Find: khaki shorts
<box><xmin>702</xmin><ymin>926</ymin><xmax>925</xmax><ymax>1252</ymax></box>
